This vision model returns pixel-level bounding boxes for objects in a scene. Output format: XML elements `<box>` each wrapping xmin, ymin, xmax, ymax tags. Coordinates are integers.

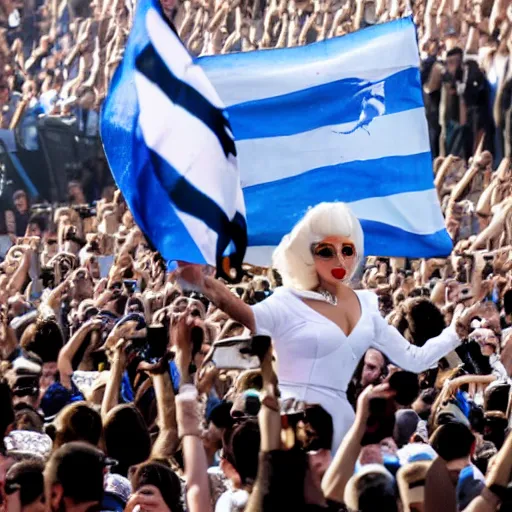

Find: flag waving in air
<box><xmin>101</xmin><ymin>0</ymin><xmax>247</xmax><ymax>278</ymax></box>
<box><xmin>198</xmin><ymin>17</ymin><xmax>452</xmax><ymax>264</ymax></box>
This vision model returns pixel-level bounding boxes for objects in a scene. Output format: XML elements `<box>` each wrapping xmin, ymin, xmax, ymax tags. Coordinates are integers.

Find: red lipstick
<box><xmin>331</xmin><ymin>268</ymin><xmax>346</xmax><ymax>280</ymax></box>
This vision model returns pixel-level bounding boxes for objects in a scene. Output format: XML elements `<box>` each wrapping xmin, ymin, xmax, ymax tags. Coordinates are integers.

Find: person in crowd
<box><xmin>0</xmin><ymin>1</ymin><xmax>511</xmax><ymax>512</ymax></box>
<box><xmin>43</xmin><ymin>442</ymin><xmax>110</xmax><ymax>512</ymax></box>
<box><xmin>0</xmin><ymin>79</ymin><xmax>21</xmax><ymax>129</ymax></box>
<box><xmin>12</xmin><ymin>190</ymin><xmax>30</xmax><ymax>238</ymax></box>
<box><xmin>4</xmin><ymin>460</ymin><xmax>46</xmax><ymax>512</ymax></box>
<box><xmin>348</xmin><ymin>348</ymin><xmax>389</xmax><ymax>405</ymax></box>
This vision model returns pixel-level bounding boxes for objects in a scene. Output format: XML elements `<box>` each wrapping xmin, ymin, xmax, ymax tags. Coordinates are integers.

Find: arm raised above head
<box><xmin>175</xmin><ymin>265</ymin><xmax>256</xmax><ymax>332</ymax></box>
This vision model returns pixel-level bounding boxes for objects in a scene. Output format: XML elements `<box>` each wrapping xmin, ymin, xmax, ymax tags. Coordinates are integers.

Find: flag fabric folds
<box><xmin>100</xmin><ymin>0</ymin><xmax>247</xmax><ymax>275</ymax></box>
<box><xmin>198</xmin><ymin>17</ymin><xmax>452</xmax><ymax>264</ymax></box>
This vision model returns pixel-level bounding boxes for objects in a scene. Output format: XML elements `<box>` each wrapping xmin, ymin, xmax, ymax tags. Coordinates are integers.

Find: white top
<box><xmin>251</xmin><ymin>287</ymin><xmax>461</xmax><ymax>449</ymax></box>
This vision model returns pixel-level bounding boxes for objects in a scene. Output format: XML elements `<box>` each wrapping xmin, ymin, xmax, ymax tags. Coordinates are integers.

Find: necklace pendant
<box><xmin>319</xmin><ymin>289</ymin><xmax>338</xmax><ymax>306</ymax></box>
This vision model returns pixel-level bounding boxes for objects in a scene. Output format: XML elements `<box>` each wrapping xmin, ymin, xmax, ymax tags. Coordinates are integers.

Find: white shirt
<box><xmin>252</xmin><ymin>287</ymin><xmax>461</xmax><ymax>449</ymax></box>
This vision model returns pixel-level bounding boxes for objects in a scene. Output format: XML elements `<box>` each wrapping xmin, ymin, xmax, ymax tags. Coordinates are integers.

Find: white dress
<box><xmin>251</xmin><ymin>287</ymin><xmax>461</xmax><ymax>450</ymax></box>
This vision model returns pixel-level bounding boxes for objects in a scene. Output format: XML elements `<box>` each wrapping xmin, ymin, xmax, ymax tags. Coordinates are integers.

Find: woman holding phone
<box><xmin>178</xmin><ymin>202</ymin><xmax>479</xmax><ymax>450</ymax></box>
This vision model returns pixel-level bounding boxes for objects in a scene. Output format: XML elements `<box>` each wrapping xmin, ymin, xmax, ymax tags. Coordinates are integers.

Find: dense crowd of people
<box><xmin>0</xmin><ymin>0</ymin><xmax>511</xmax><ymax>512</ymax></box>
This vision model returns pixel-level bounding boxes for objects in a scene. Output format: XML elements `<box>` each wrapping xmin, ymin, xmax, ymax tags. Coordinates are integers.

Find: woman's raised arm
<box><xmin>175</xmin><ymin>265</ymin><xmax>256</xmax><ymax>332</ymax></box>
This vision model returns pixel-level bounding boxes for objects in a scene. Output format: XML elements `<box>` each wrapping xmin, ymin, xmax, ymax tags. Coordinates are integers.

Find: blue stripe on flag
<box><xmin>228</xmin><ymin>67</ymin><xmax>423</xmax><ymax>141</ymax></box>
<box><xmin>243</xmin><ymin>152</ymin><xmax>434</xmax><ymax>209</ymax></box>
<box><xmin>135</xmin><ymin>43</ymin><xmax>237</xmax><ymax>159</ymax></box>
<box><xmin>248</xmin><ymin>220</ymin><xmax>452</xmax><ymax>259</ymax></box>
<box><xmin>359</xmin><ymin>222</ymin><xmax>452</xmax><ymax>259</ymax></box>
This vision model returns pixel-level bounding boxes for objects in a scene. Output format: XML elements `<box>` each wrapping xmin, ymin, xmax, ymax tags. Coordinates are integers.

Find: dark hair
<box><xmin>431</xmin><ymin>423</ymin><xmax>475</xmax><ymax>461</ymax></box>
<box><xmin>208</xmin><ymin>400</ymin><xmax>235</xmax><ymax>429</ymax></box>
<box><xmin>468</xmin><ymin>404</ymin><xmax>485</xmax><ymax>434</ymax></box>
<box><xmin>356</xmin><ymin>473</ymin><xmax>398</xmax><ymax>512</ymax></box>
<box><xmin>54</xmin><ymin>402</ymin><xmax>103</xmax><ymax>449</ymax></box>
<box><xmin>130</xmin><ymin>461</ymin><xmax>184</xmax><ymax>512</ymax></box>
<box><xmin>104</xmin><ymin>404</ymin><xmax>151</xmax><ymax>477</ymax></box>
<box><xmin>504</xmin><ymin>290</ymin><xmax>512</xmax><ymax>316</ymax></box>
<box><xmin>28</xmin><ymin>214</ymin><xmax>47</xmax><ymax>233</ymax></box>
<box><xmin>474</xmin><ymin>440</ymin><xmax>497</xmax><ymax>474</ymax></box>
<box><xmin>484</xmin><ymin>383</ymin><xmax>510</xmax><ymax>414</ymax></box>
<box><xmin>446</xmin><ymin>47</ymin><xmax>463</xmax><ymax>58</ymax></box>
<box><xmin>14</xmin><ymin>405</ymin><xmax>44</xmax><ymax>433</ymax></box>
<box><xmin>222</xmin><ymin>419</ymin><xmax>260</xmax><ymax>486</ymax></box>
<box><xmin>0</xmin><ymin>379</ymin><xmax>15</xmax><ymax>441</ymax></box>
<box><xmin>21</xmin><ymin>319</ymin><xmax>64</xmax><ymax>363</ymax></box>
<box><xmin>6</xmin><ymin>460</ymin><xmax>44</xmax><ymax>506</ymax></box>
<box><xmin>484</xmin><ymin>412</ymin><xmax>508</xmax><ymax>450</ymax></box>
<box><xmin>45</xmin><ymin>442</ymin><xmax>106</xmax><ymax>504</ymax></box>
<box><xmin>303</xmin><ymin>404</ymin><xmax>334</xmax><ymax>452</ymax></box>
<box><xmin>392</xmin><ymin>298</ymin><xmax>445</xmax><ymax>347</ymax></box>
<box><xmin>418</xmin><ymin>388</ymin><xmax>438</xmax><ymax>406</ymax></box>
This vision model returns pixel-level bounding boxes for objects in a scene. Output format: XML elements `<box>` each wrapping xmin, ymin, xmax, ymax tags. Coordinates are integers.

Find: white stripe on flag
<box><xmin>134</xmin><ymin>72</ymin><xmax>240</xmax><ymax>219</ymax></box>
<box><xmin>174</xmin><ymin>209</ymin><xmax>219</xmax><ymax>264</ymax></box>
<box><xmin>349</xmin><ymin>189</ymin><xmax>445</xmax><ymax>235</ymax></box>
<box><xmin>237</xmin><ymin>107</ymin><xmax>430</xmax><ymax>188</ymax></box>
<box><xmin>145</xmin><ymin>7</ymin><xmax>225</xmax><ymax>110</ymax></box>
<box><xmin>201</xmin><ymin>24</ymin><xmax>419</xmax><ymax>107</ymax></box>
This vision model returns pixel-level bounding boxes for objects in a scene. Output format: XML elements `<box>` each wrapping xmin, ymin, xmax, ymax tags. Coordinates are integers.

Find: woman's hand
<box><xmin>125</xmin><ymin>486</ymin><xmax>171</xmax><ymax>512</ymax></box>
<box><xmin>174</xmin><ymin>264</ymin><xmax>206</xmax><ymax>293</ymax></box>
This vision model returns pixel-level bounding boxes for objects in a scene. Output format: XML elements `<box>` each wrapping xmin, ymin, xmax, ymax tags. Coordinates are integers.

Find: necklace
<box><xmin>317</xmin><ymin>288</ymin><xmax>338</xmax><ymax>306</ymax></box>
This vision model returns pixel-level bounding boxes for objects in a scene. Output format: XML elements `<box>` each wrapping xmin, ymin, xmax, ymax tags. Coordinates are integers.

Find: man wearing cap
<box><xmin>44</xmin><ymin>442</ymin><xmax>114</xmax><ymax>512</ymax></box>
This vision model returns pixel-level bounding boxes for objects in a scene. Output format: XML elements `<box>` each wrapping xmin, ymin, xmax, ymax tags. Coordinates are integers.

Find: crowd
<box><xmin>0</xmin><ymin>1</ymin><xmax>511</xmax><ymax>512</ymax></box>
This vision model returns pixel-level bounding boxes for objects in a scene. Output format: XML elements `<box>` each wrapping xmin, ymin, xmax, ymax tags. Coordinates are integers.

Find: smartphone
<box><xmin>147</xmin><ymin>325</ymin><xmax>168</xmax><ymax>360</ymax></box>
<box><xmin>206</xmin><ymin>335</ymin><xmax>271</xmax><ymax>370</ymax></box>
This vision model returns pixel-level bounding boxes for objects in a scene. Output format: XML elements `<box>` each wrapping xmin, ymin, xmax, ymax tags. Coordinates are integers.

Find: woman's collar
<box><xmin>284</xmin><ymin>287</ymin><xmax>332</xmax><ymax>303</ymax></box>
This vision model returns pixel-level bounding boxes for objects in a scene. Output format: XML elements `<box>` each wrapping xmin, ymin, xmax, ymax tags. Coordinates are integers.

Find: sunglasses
<box><xmin>311</xmin><ymin>242</ymin><xmax>356</xmax><ymax>260</ymax></box>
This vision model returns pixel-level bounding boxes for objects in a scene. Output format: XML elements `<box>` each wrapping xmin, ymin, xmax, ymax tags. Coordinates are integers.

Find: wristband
<box><xmin>176</xmin><ymin>393</ymin><xmax>202</xmax><ymax>438</ymax></box>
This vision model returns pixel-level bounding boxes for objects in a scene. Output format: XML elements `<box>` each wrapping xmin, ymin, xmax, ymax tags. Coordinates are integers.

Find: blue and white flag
<box><xmin>101</xmin><ymin>0</ymin><xmax>247</xmax><ymax>276</ymax></box>
<box><xmin>198</xmin><ymin>17</ymin><xmax>452</xmax><ymax>263</ymax></box>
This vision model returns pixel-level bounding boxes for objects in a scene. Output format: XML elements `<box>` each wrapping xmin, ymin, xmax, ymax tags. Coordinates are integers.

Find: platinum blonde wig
<box><xmin>272</xmin><ymin>202</ymin><xmax>364</xmax><ymax>291</ymax></box>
